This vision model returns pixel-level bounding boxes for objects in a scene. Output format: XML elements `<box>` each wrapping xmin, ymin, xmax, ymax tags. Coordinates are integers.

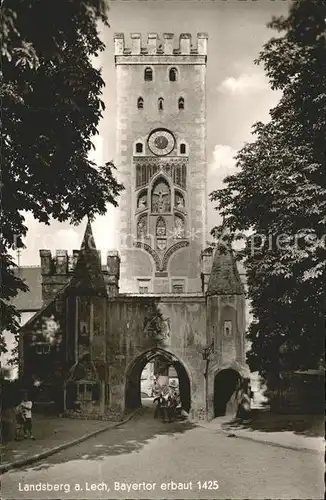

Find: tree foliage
<box><xmin>210</xmin><ymin>0</ymin><xmax>326</xmax><ymax>380</ymax></box>
<box><xmin>0</xmin><ymin>1</ymin><xmax>124</xmax><ymax>348</ymax></box>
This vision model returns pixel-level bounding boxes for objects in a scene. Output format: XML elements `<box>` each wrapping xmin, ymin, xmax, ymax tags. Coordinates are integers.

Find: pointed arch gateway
<box><xmin>125</xmin><ymin>347</ymin><xmax>191</xmax><ymax>413</ymax></box>
<box><xmin>213</xmin><ymin>368</ymin><xmax>241</xmax><ymax>417</ymax></box>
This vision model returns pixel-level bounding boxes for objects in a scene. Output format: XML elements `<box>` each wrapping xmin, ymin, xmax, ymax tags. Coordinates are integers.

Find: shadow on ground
<box><xmin>17</xmin><ymin>406</ymin><xmax>197</xmax><ymax>472</ymax></box>
<box><xmin>222</xmin><ymin>410</ymin><xmax>325</xmax><ymax>437</ymax></box>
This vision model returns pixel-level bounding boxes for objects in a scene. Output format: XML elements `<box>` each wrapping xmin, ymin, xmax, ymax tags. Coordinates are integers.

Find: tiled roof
<box><xmin>69</xmin><ymin>220</ymin><xmax>107</xmax><ymax>297</ymax></box>
<box><xmin>206</xmin><ymin>245</ymin><xmax>244</xmax><ymax>296</ymax></box>
<box><xmin>11</xmin><ymin>266</ymin><xmax>42</xmax><ymax>311</ymax></box>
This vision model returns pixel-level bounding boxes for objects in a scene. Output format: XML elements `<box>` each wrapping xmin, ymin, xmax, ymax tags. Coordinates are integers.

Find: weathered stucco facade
<box><xmin>19</xmin><ymin>33</ymin><xmax>249</xmax><ymax>421</ymax></box>
<box><xmin>19</xmin><ymin>220</ymin><xmax>249</xmax><ymax>421</ymax></box>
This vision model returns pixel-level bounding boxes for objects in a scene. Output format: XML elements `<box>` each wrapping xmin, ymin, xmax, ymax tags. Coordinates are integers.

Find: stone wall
<box><xmin>114</xmin><ymin>33</ymin><xmax>208</xmax><ymax>293</ymax></box>
<box><xmin>105</xmin><ymin>294</ymin><xmax>207</xmax><ymax>416</ymax></box>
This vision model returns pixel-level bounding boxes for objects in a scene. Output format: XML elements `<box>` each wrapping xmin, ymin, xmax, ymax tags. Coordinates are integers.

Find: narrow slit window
<box><xmin>137</xmin><ymin>97</ymin><xmax>144</xmax><ymax>109</ymax></box>
<box><xmin>180</xmin><ymin>143</ymin><xmax>186</xmax><ymax>154</ymax></box>
<box><xmin>144</xmin><ymin>67</ymin><xmax>153</xmax><ymax>81</ymax></box>
<box><xmin>178</xmin><ymin>97</ymin><xmax>185</xmax><ymax>110</ymax></box>
<box><xmin>158</xmin><ymin>98</ymin><xmax>164</xmax><ymax>111</ymax></box>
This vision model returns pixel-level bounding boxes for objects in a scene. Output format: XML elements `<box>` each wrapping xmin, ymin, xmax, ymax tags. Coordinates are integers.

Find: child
<box><xmin>19</xmin><ymin>393</ymin><xmax>35</xmax><ymax>439</ymax></box>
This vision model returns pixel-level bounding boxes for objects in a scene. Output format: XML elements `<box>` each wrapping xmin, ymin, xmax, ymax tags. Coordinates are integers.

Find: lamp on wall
<box><xmin>202</xmin><ymin>339</ymin><xmax>214</xmax><ymax>361</ymax></box>
<box><xmin>202</xmin><ymin>339</ymin><xmax>214</xmax><ymax>419</ymax></box>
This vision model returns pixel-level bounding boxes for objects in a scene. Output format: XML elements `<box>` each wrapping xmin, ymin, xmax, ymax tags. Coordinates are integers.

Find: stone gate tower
<box><xmin>114</xmin><ymin>33</ymin><xmax>208</xmax><ymax>293</ymax></box>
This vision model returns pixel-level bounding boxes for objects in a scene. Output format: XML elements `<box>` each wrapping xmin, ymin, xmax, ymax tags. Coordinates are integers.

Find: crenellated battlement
<box><xmin>114</xmin><ymin>32</ymin><xmax>208</xmax><ymax>57</ymax></box>
<box><xmin>39</xmin><ymin>248</ymin><xmax>121</xmax><ymax>302</ymax></box>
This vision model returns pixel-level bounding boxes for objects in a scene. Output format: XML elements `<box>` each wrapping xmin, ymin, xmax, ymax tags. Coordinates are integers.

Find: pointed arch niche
<box><xmin>174</xmin><ymin>190</ymin><xmax>185</xmax><ymax>211</ymax></box>
<box><xmin>137</xmin><ymin>189</ymin><xmax>148</xmax><ymax>211</ymax></box>
<box><xmin>151</xmin><ymin>177</ymin><xmax>171</xmax><ymax>214</ymax></box>
<box><xmin>156</xmin><ymin>216</ymin><xmax>166</xmax><ymax>237</ymax></box>
<box><xmin>174</xmin><ymin>214</ymin><xmax>185</xmax><ymax>239</ymax></box>
<box><xmin>137</xmin><ymin>214</ymin><xmax>148</xmax><ymax>240</ymax></box>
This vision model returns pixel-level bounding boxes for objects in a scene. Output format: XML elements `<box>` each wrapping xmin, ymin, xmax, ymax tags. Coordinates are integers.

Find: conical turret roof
<box><xmin>206</xmin><ymin>244</ymin><xmax>244</xmax><ymax>296</ymax></box>
<box><xmin>70</xmin><ymin>219</ymin><xmax>107</xmax><ymax>297</ymax></box>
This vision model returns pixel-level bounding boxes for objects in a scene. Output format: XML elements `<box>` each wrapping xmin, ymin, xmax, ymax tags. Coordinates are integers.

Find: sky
<box><xmin>17</xmin><ymin>0</ymin><xmax>289</xmax><ymax>266</ymax></box>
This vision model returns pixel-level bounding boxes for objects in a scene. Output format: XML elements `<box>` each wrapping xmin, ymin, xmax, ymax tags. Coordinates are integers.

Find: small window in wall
<box><xmin>77</xmin><ymin>382</ymin><xmax>95</xmax><ymax>402</ymax></box>
<box><xmin>180</xmin><ymin>143</ymin><xmax>186</xmax><ymax>154</ymax></box>
<box><xmin>158</xmin><ymin>98</ymin><xmax>164</xmax><ymax>111</ymax></box>
<box><xmin>136</xmin><ymin>142</ymin><xmax>143</xmax><ymax>153</ymax></box>
<box><xmin>137</xmin><ymin>97</ymin><xmax>144</xmax><ymax>109</ymax></box>
<box><xmin>138</xmin><ymin>279</ymin><xmax>150</xmax><ymax>294</ymax></box>
<box><xmin>223</xmin><ymin>321</ymin><xmax>232</xmax><ymax>337</ymax></box>
<box><xmin>172</xmin><ymin>279</ymin><xmax>185</xmax><ymax>294</ymax></box>
<box><xmin>144</xmin><ymin>67</ymin><xmax>153</xmax><ymax>81</ymax></box>
<box><xmin>34</xmin><ymin>342</ymin><xmax>50</xmax><ymax>355</ymax></box>
<box><xmin>178</xmin><ymin>97</ymin><xmax>184</xmax><ymax>110</ymax></box>
<box><xmin>169</xmin><ymin>68</ymin><xmax>178</xmax><ymax>82</ymax></box>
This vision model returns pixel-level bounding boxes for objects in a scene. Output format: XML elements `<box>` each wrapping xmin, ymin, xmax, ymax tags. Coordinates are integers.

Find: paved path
<box><xmin>197</xmin><ymin>416</ymin><xmax>325</xmax><ymax>453</ymax></box>
<box><xmin>1</xmin><ymin>415</ymin><xmax>114</xmax><ymax>468</ymax></box>
<box><xmin>1</xmin><ymin>406</ymin><xmax>324</xmax><ymax>500</ymax></box>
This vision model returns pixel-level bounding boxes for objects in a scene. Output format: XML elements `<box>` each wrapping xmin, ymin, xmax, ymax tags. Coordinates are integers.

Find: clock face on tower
<box><xmin>148</xmin><ymin>129</ymin><xmax>175</xmax><ymax>156</ymax></box>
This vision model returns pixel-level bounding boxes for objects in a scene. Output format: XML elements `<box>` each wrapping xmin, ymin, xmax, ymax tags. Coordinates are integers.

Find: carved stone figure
<box><xmin>137</xmin><ymin>215</ymin><xmax>147</xmax><ymax>239</ymax></box>
<box><xmin>175</xmin><ymin>193</ymin><xmax>185</xmax><ymax>209</ymax></box>
<box><xmin>138</xmin><ymin>194</ymin><xmax>147</xmax><ymax>209</ymax></box>
<box><xmin>157</xmin><ymin>239</ymin><xmax>167</xmax><ymax>251</ymax></box>
<box><xmin>156</xmin><ymin>217</ymin><xmax>166</xmax><ymax>237</ymax></box>
<box><xmin>152</xmin><ymin>181</ymin><xmax>171</xmax><ymax>213</ymax></box>
<box><xmin>174</xmin><ymin>215</ymin><xmax>185</xmax><ymax>238</ymax></box>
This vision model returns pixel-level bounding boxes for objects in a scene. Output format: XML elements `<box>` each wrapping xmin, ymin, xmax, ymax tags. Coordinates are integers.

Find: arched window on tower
<box><xmin>137</xmin><ymin>97</ymin><xmax>144</xmax><ymax>109</ymax></box>
<box><xmin>135</xmin><ymin>142</ymin><xmax>143</xmax><ymax>153</ymax></box>
<box><xmin>180</xmin><ymin>143</ymin><xmax>186</xmax><ymax>155</ymax></box>
<box><xmin>178</xmin><ymin>97</ymin><xmax>185</xmax><ymax>110</ymax></box>
<box><xmin>169</xmin><ymin>68</ymin><xmax>178</xmax><ymax>82</ymax></box>
<box><xmin>144</xmin><ymin>67</ymin><xmax>153</xmax><ymax>81</ymax></box>
<box><xmin>158</xmin><ymin>98</ymin><xmax>164</xmax><ymax>111</ymax></box>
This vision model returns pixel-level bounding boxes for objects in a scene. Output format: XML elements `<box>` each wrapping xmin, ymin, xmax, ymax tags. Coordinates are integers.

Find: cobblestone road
<box><xmin>1</xmin><ymin>406</ymin><xmax>324</xmax><ymax>500</ymax></box>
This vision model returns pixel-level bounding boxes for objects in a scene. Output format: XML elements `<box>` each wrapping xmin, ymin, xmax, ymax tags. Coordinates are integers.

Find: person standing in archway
<box><xmin>153</xmin><ymin>393</ymin><xmax>163</xmax><ymax>419</ymax></box>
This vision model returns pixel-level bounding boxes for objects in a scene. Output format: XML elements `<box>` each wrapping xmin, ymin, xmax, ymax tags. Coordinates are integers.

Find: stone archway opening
<box><xmin>125</xmin><ymin>348</ymin><xmax>191</xmax><ymax>413</ymax></box>
<box><xmin>214</xmin><ymin>368</ymin><xmax>241</xmax><ymax>417</ymax></box>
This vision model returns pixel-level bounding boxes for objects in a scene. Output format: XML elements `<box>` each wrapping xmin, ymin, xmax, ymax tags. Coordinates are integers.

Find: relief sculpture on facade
<box><xmin>152</xmin><ymin>180</ymin><xmax>171</xmax><ymax>213</ymax></box>
<box><xmin>175</xmin><ymin>192</ymin><xmax>185</xmax><ymax>209</ymax></box>
<box><xmin>174</xmin><ymin>215</ymin><xmax>185</xmax><ymax>238</ymax></box>
<box><xmin>137</xmin><ymin>192</ymin><xmax>147</xmax><ymax>209</ymax></box>
<box><xmin>137</xmin><ymin>214</ymin><xmax>147</xmax><ymax>239</ymax></box>
<box><xmin>156</xmin><ymin>217</ymin><xmax>166</xmax><ymax>237</ymax></box>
